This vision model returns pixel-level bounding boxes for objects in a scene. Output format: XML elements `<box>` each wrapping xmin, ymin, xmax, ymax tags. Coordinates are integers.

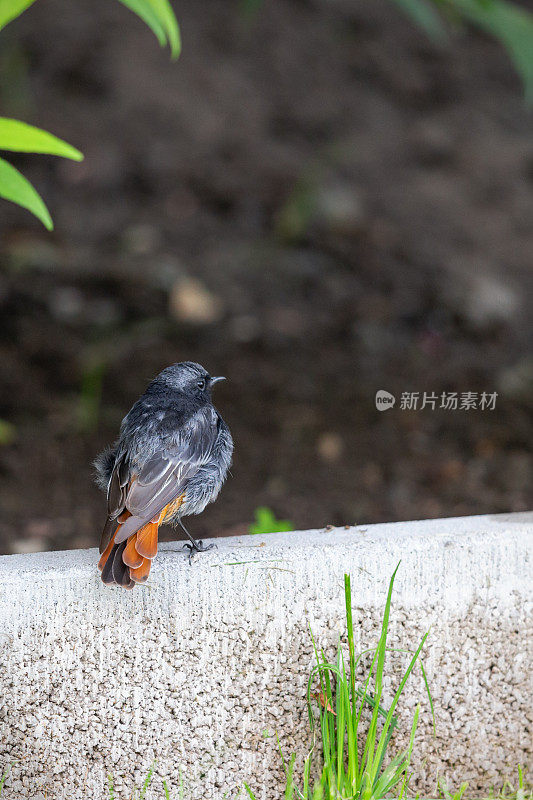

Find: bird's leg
<box><xmin>178</xmin><ymin>518</ymin><xmax>216</xmax><ymax>563</ymax></box>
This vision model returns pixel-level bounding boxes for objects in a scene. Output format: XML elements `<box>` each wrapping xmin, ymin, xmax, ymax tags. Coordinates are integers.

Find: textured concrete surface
<box><xmin>0</xmin><ymin>513</ymin><xmax>531</xmax><ymax>799</ymax></box>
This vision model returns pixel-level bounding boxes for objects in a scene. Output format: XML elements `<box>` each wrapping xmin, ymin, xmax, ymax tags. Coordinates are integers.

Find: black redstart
<box><xmin>94</xmin><ymin>362</ymin><xmax>233</xmax><ymax>588</ymax></box>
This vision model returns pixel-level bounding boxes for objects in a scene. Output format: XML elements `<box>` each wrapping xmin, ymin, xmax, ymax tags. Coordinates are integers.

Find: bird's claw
<box><xmin>182</xmin><ymin>540</ymin><xmax>217</xmax><ymax>564</ymax></box>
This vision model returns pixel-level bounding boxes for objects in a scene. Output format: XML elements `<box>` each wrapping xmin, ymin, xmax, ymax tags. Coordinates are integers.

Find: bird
<box><xmin>94</xmin><ymin>362</ymin><xmax>233</xmax><ymax>588</ymax></box>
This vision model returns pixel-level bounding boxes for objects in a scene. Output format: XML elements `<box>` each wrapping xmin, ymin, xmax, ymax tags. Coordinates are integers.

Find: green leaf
<box><xmin>116</xmin><ymin>0</ymin><xmax>181</xmax><ymax>58</ymax></box>
<box><xmin>449</xmin><ymin>0</ymin><xmax>533</xmax><ymax>102</ymax></box>
<box><xmin>147</xmin><ymin>0</ymin><xmax>181</xmax><ymax>58</ymax></box>
<box><xmin>391</xmin><ymin>0</ymin><xmax>448</xmax><ymax>41</ymax></box>
<box><xmin>392</xmin><ymin>0</ymin><xmax>533</xmax><ymax>102</ymax></box>
<box><xmin>0</xmin><ymin>0</ymin><xmax>36</xmax><ymax>32</ymax></box>
<box><xmin>249</xmin><ymin>506</ymin><xmax>294</xmax><ymax>535</ymax></box>
<box><xmin>116</xmin><ymin>0</ymin><xmax>167</xmax><ymax>48</ymax></box>
<box><xmin>0</xmin><ymin>156</ymin><xmax>53</xmax><ymax>230</ymax></box>
<box><xmin>0</xmin><ymin>118</ymin><xmax>83</xmax><ymax>160</ymax></box>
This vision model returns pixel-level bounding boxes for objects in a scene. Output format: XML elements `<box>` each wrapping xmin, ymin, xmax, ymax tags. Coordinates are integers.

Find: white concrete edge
<box><xmin>1</xmin><ymin>510</ymin><xmax>531</xmax><ymax>569</ymax></box>
<box><xmin>0</xmin><ymin>511</ymin><xmax>531</xmax><ymax>612</ymax></box>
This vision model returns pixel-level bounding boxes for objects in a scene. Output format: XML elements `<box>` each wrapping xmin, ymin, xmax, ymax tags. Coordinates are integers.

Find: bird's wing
<box><xmin>110</xmin><ymin>410</ymin><xmax>218</xmax><ymax>545</ymax></box>
<box><xmin>99</xmin><ymin>452</ymin><xmax>131</xmax><ymax>553</ymax></box>
<box><xmin>106</xmin><ymin>453</ymin><xmax>131</xmax><ymax>519</ymax></box>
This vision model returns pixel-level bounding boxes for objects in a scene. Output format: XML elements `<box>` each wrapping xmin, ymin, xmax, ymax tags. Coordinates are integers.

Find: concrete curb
<box><xmin>0</xmin><ymin>513</ymin><xmax>531</xmax><ymax>798</ymax></box>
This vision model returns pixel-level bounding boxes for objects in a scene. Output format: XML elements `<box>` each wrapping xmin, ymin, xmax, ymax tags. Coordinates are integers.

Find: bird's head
<box><xmin>157</xmin><ymin>361</ymin><xmax>225</xmax><ymax>399</ymax></box>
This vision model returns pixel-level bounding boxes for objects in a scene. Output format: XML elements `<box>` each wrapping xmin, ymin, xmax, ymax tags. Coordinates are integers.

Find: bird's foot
<box><xmin>182</xmin><ymin>540</ymin><xmax>216</xmax><ymax>564</ymax></box>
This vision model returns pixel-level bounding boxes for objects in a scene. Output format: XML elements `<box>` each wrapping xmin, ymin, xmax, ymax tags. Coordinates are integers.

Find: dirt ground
<box><xmin>0</xmin><ymin>0</ymin><xmax>531</xmax><ymax>555</ymax></box>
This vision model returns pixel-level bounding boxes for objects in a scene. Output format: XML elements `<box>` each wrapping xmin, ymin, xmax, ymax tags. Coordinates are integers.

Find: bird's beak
<box><xmin>210</xmin><ymin>376</ymin><xmax>226</xmax><ymax>385</ymax></box>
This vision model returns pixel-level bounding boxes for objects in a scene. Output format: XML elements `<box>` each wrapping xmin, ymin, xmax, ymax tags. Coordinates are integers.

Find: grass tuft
<box><xmin>245</xmin><ymin>566</ymin><xmax>432</xmax><ymax>799</ymax></box>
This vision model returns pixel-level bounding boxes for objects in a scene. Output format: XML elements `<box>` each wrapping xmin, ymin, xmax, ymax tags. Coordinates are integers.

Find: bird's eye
<box><xmin>197</xmin><ymin>379</ymin><xmax>206</xmax><ymax>391</ymax></box>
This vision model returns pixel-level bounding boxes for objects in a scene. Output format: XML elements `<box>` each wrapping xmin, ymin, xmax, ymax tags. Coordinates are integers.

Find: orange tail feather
<box><xmin>123</xmin><ymin>534</ymin><xmax>144</xmax><ymax>568</ymax></box>
<box><xmin>135</xmin><ymin>521</ymin><xmax>159</xmax><ymax>559</ymax></box>
<box><xmin>130</xmin><ymin>557</ymin><xmax>151</xmax><ymax>583</ymax></box>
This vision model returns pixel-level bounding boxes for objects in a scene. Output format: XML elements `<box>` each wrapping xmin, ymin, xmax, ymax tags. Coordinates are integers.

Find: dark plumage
<box><xmin>95</xmin><ymin>362</ymin><xmax>233</xmax><ymax>588</ymax></box>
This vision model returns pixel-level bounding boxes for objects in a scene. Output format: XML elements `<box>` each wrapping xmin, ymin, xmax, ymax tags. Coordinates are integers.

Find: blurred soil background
<box><xmin>0</xmin><ymin>0</ymin><xmax>531</xmax><ymax>554</ymax></box>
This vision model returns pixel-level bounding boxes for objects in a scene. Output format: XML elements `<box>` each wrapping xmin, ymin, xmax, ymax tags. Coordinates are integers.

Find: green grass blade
<box><xmin>372</xmin><ymin>749</ymin><xmax>408</xmax><ymax>797</ymax></box>
<box><xmin>340</xmin><ymin>650</ymin><xmax>358</xmax><ymax>789</ymax></box>
<box><xmin>357</xmin><ymin>648</ymin><xmax>380</xmax><ymax>777</ymax></box>
<box><xmin>321</xmin><ymin>654</ymin><xmax>336</xmax><ymax>773</ymax></box>
<box><xmin>0</xmin><ymin>118</ymin><xmax>83</xmax><ymax>160</ymax></box>
<box><xmin>302</xmin><ymin>750</ymin><xmax>312</xmax><ymax>798</ymax></box>
<box><xmin>335</xmin><ymin>651</ymin><xmax>346</xmax><ymax>786</ymax></box>
<box><xmin>0</xmin><ymin>156</ymin><xmax>53</xmax><ymax>229</ymax></box>
<box><xmin>372</xmin><ymin>629</ymin><xmax>430</xmax><ymax>776</ymax></box>
<box><xmin>398</xmin><ymin>704</ymin><xmax>420</xmax><ymax>799</ymax></box>
<box><xmin>312</xmin><ymin>780</ymin><xmax>324</xmax><ymax>800</ymax></box>
<box><xmin>439</xmin><ymin>778</ymin><xmax>470</xmax><ymax>800</ymax></box>
<box><xmin>372</xmin><ymin>710</ymin><xmax>399</xmax><ymax>781</ymax></box>
<box><xmin>457</xmin><ymin>781</ymin><xmax>469</xmax><ymax>800</ymax></box>
<box><xmin>405</xmin><ymin>702</ymin><xmax>420</xmax><ymax>765</ymax></box>
<box><xmin>343</xmin><ymin>574</ymin><xmax>361</xmax><ymax>789</ymax></box>
<box><xmin>363</xmin><ymin>562</ymin><xmax>400</xmax><ymax>779</ymax></box>
<box><xmin>0</xmin><ymin>0</ymin><xmax>36</xmax><ymax>32</ymax></box>
<box><xmin>284</xmin><ymin>754</ymin><xmax>296</xmax><ymax>800</ymax></box>
<box><xmin>418</xmin><ymin>650</ymin><xmax>436</xmax><ymax>735</ymax></box>
<box><xmin>277</xmin><ymin>734</ymin><xmax>289</xmax><ymax>781</ymax></box>
<box><xmin>0</xmin><ymin>764</ymin><xmax>12</xmax><ymax>792</ymax></box>
<box><xmin>138</xmin><ymin>761</ymin><xmax>156</xmax><ymax>799</ymax></box>
<box><xmin>344</xmin><ymin>574</ymin><xmax>356</xmax><ymax>690</ymax></box>
<box><xmin>361</xmin><ymin>643</ymin><xmax>435</xmax><ymax>733</ymax></box>
<box><xmin>360</xmin><ymin>768</ymin><xmax>372</xmax><ymax>800</ymax></box>
<box><xmin>243</xmin><ymin>783</ymin><xmax>256</xmax><ymax>799</ymax></box>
